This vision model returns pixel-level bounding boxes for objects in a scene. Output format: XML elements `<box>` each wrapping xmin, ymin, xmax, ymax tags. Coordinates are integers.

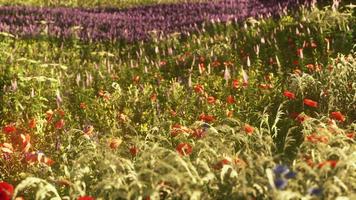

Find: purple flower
<box><xmin>274</xmin><ymin>178</ymin><xmax>287</xmax><ymax>190</ymax></box>
<box><xmin>285</xmin><ymin>171</ymin><xmax>296</xmax><ymax>179</ymax></box>
<box><xmin>273</xmin><ymin>165</ymin><xmax>289</xmax><ymax>175</ymax></box>
<box><xmin>309</xmin><ymin>187</ymin><xmax>323</xmax><ymax>196</ymax></box>
<box><xmin>0</xmin><ymin>0</ymin><xmax>312</xmax><ymax>42</ymax></box>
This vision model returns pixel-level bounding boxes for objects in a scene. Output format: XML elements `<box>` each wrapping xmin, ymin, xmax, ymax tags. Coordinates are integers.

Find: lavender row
<box><xmin>0</xmin><ymin>0</ymin><xmax>312</xmax><ymax>42</ymax></box>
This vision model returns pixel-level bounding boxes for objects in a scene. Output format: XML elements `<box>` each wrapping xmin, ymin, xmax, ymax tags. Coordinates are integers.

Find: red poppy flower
<box><xmin>244</xmin><ymin>124</ymin><xmax>254</xmax><ymax>135</ymax></box>
<box><xmin>306</xmin><ymin>134</ymin><xmax>328</xmax><ymax>144</ymax></box>
<box><xmin>293</xmin><ymin>60</ymin><xmax>299</xmax><ymax>65</ymax></box>
<box><xmin>232</xmin><ymin>79</ymin><xmax>239</xmax><ymax>89</ymax></box>
<box><xmin>318</xmin><ymin>135</ymin><xmax>329</xmax><ymax>144</ymax></box>
<box><xmin>306</xmin><ymin>134</ymin><xmax>318</xmax><ymax>143</ymax></box>
<box><xmin>129</xmin><ymin>146</ymin><xmax>139</xmax><ymax>157</ymax></box>
<box><xmin>302</xmin><ymin>155</ymin><xmax>314</xmax><ymax>167</ymax></box>
<box><xmin>191</xmin><ymin>128</ymin><xmax>205</xmax><ymax>139</ymax></box>
<box><xmin>24</xmin><ymin>152</ymin><xmax>38</xmax><ymax>164</ymax></box>
<box><xmin>226</xmin><ymin>95</ymin><xmax>235</xmax><ymax>104</ymax></box>
<box><xmin>199</xmin><ymin>114</ymin><xmax>215</xmax><ymax>123</ymax></box>
<box><xmin>176</xmin><ymin>143</ymin><xmax>192</xmax><ymax>156</ymax></box>
<box><xmin>2</xmin><ymin>124</ymin><xmax>16</xmax><ymax>134</ymax></box>
<box><xmin>330</xmin><ymin>111</ymin><xmax>345</xmax><ymax>122</ymax></box>
<box><xmin>303</xmin><ymin>99</ymin><xmax>318</xmax><ymax>108</ymax></box>
<box><xmin>296</xmin><ymin>113</ymin><xmax>309</xmax><ymax>123</ymax></box>
<box><xmin>289</xmin><ymin>112</ymin><xmax>299</xmax><ymax>119</ymax></box>
<box><xmin>171</xmin><ymin>124</ymin><xmax>191</xmax><ymax>137</ymax></box>
<box><xmin>306</xmin><ymin>64</ymin><xmax>314</xmax><ymax>72</ymax></box>
<box><xmin>207</xmin><ymin>96</ymin><xmax>216</xmax><ymax>104</ymax></box>
<box><xmin>283</xmin><ymin>90</ymin><xmax>295</xmax><ymax>100</ymax></box>
<box><xmin>55</xmin><ymin>119</ymin><xmax>65</xmax><ymax>129</ymax></box>
<box><xmin>213</xmin><ymin>159</ymin><xmax>230</xmax><ymax>170</ymax></box>
<box><xmin>0</xmin><ymin>181</ymin><xmax>14</xmax><ymax>200</ymax></box>
<box><xmin>78</xmin><ymin>196</ymin><xmax>95</xmax><ymax>200</ymax></box>
<box><xmin>28</xmin><ymin>118</ymin><xmax>36</xmax><ymax>129</ymax></box>
<box><xmin>346</xmin><ymin>132</ymin><xmax>354</xmax><ymax>139</ymax></box>
<box><xmin>42</xmin><ymin>156</ymin><xmax>55</xmax><ymax>166</ymax></box>
<box><xmin>194</xmin><ymin>84</ymin><xmax>204</xmax><ymax>94</ymax></box>
<box><xmin>57</xmin><ymin>109</ymin><xmax>65</xmax><ymax>117</ymax></box>
<box><xmin>317</xmin><ymin>160</ymin><xmax>338</xmax><ymax>169</ymax></box>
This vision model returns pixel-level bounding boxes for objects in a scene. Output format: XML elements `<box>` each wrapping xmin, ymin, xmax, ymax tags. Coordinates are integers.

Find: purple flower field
<box><xmin>0</xmin><ymin>0</ymin><xmax>312</xmax><ymax>42</ymax></box>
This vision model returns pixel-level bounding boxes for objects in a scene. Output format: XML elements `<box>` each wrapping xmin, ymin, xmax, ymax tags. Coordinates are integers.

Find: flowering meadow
<box><xmin>0</xmin><ymin>0</ymin><xmax>355</xmax><ymax>199</ymax></box>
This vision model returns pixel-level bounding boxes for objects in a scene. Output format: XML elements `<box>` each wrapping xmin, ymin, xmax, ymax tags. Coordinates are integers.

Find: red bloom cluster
<box><xmin>283</xmin><ymin>90</ymin><xmax>295</xmax><ymax>100</ymax></box>
<box><xmin>55</xmin><ymin>119</ymin><xmax>65</xmax><ymax>129</ymax></box>
<box><xmin>191</xmin><ymin>128</ymin><xmax>206</xmax><ymax>139</ymax></box>
<box><xmin>2</xmin><ymin>124</ymin><xmax>16</xmax><ymax>134</ymax></box>
<box><xmin>232</xmin><ymin>79</ymin><xmax>239</xmax><ymax>89</ymax></box>
<box><xmin>244</xmin><ymin>124</ymin><xmax>254</xmax><ymax>135</ymax></box>
<box><xmin>207</xmin><ymin>96</ymin><xmax>216</xmax><ymax>104</ymax></box>
<box><xmin>317</xmin><ymin>160</ymin><xmax>338</xmax><ymax>169</ymax></box>
<box><xmin>330</xmin><ymin>111</ymin><xmax>345</xmax><ymax>122</ymax></box>
<box><xmin>176</xmin><ymin>143</ymin><xmax>193</xmax><ymax>156</ymax></box>
<box><xmin>199</xmin><ymin>114</ymin><xmax>215</xmax><ymax>123</ymax></box>
<box><xmin>305</xmin><ymin>133</ymin><xmax>328</xmax><ymax>144</ymax></box>
<box><xmin>78</xmin><ymin>196</ymin><xmax>95</xmax><ymax>200</ymax></box>
<box><xmin>213</xmin><ymin>159</ymin><xmax>230</xmax><ymax>170</ymax></box>
<box><xmin>170</xmin><ymin>124</ymin><xmax>192</xmax><ymax>137</ymax></box>
<box><xmin>194</xmin><ymin>84</ymin><xmax>204</xmax><ymax>94</ymax></box>
<box><xmin>46</xmin><ymin>109</ymin><xmax>66</xmax><ymax>130</ymax></box>
<box><xmin>303</xmin><ymin>98</ymin><xmax>318</xmax><ymax>108</ymax></box>
<box><xmin>346</xmin><ymin>132</ymin><xmax>354</xmax><ymax>139</ymax></box>
<box><xmin>0</xmin><ymin>181</ymin><xmax>14</xmax><ymax>200</ymax></box>
<box><xmin>28</xmin><ymin>118</ymin><xmax>36</xmax><ymax>129</ymax></box>
<box><xmin>129</xmin><ymin>146</ymin><xmax>139</xmax><ymax>157</ymax></box>
<box><xmin>226</xmin><ymin>95</ymin><xmax>235</xmax><ymax>104</ymax></box>
<box><xmin>24</xmin><ymin>151</ymin><xmax>55</xmax><ymax>166</ymax></box>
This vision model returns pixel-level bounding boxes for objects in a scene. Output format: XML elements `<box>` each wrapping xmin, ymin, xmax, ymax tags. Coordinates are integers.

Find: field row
<box><xmin>0</xmin><ymin>0</ymin><xmax>309</xmax><ymax>42</ymax></box>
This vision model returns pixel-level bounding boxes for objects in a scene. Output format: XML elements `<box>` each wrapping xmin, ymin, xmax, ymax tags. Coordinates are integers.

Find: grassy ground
<box><xmin>0</xmin><ymin>3</ymin><xmax>355</xmax><ymax>200</ymax></box>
